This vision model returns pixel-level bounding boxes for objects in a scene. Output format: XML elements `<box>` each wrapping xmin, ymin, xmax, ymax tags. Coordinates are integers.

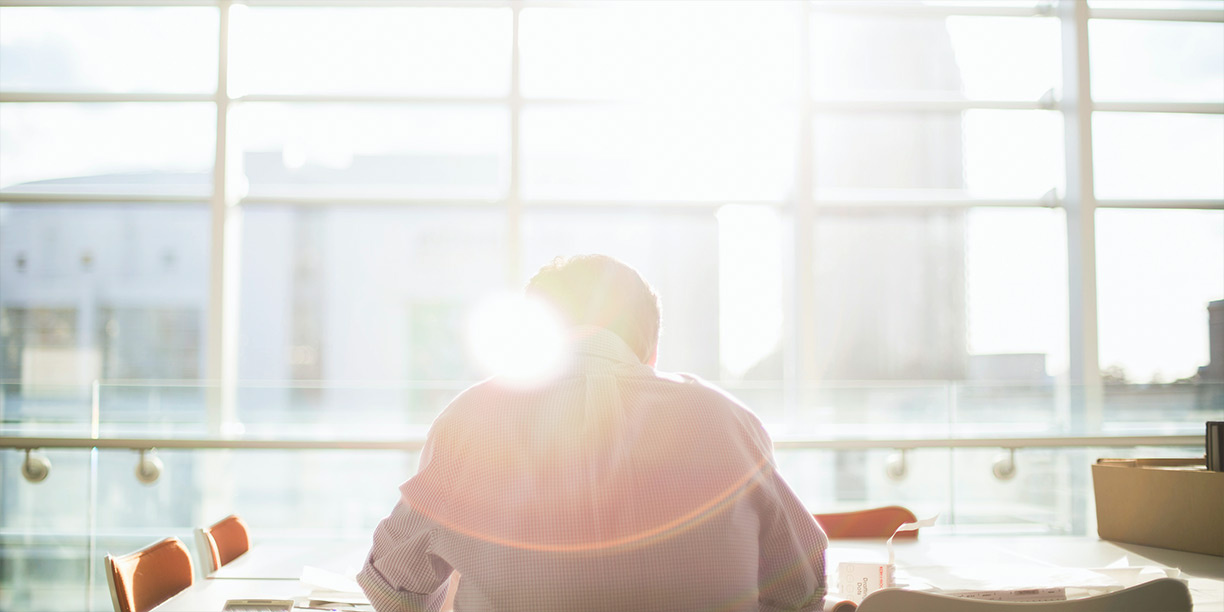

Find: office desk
<box><xmin>155</xmin><ymin>580</ymin><xmax>307</xmax><ymax>612</ymax></box>
<box><xmin>829</xmin><ymin>536</ymin><xmax>1223</xmax><ymax>611</ymax></box>
<box><xmin>157</xmin><ymin>535</ymin><xmax>1224</xmax><ymax>611</ymax></box>
<box><xmin>211</xmin><ymin>538</ymin><xmax>370</xmax><ymax>580</ymax></box>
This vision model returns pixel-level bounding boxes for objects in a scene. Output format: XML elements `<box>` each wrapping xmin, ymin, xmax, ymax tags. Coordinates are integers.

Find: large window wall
<box><xmin>3</xmin><ymin>0</ymin><xmax>1221</xmax><ymax>391</ymax></box>
<box><xmin>1</xmin><ymin>1</ymin><xmax>1222</xmax><ymax>610</ymax></box>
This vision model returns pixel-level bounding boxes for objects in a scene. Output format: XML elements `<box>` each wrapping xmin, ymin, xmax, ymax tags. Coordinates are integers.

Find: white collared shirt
<box><xmin>358</xmin><ymin>327</ymin><xmax>827</xmax><ymax>612</ymax></box>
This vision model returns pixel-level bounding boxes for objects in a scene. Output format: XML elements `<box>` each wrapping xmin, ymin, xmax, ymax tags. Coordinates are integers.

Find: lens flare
<box><xmin>466</xmin><ymin>293</ymin><xmax>567</xmax><ymax>386</ymax></box>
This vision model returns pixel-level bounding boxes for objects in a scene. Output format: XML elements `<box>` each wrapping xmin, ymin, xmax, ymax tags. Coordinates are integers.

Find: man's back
<box><xmin>359</xmin><ymin>328</ymin><xmax>827</xmax><ymax>612</ymax></box>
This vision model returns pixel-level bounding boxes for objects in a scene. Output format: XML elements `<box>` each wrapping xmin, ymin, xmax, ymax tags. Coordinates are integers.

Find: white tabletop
<box><xmin>211</xmin><ymin>539</ymin><xmax>370</xmax><ymax>580</ymax></box>
<box><xmin>155</xmin><ymin>579</ymin><xmax>306</xmax><ymax>612</ymax></box>
<box><xmin>830</xmin><ymin>535</ymin><xmax>1223</xmax><ymax>611</ymax></box>
<box><xmin>157</xmin><ymin>535</ymin><xmax>1224</xmax><ymax>611</ymax></box>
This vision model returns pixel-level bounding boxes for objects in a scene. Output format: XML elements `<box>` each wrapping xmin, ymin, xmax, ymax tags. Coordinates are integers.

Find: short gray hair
<box><xmin>526</xmin><ymin>254</ymin><xmax>660</xmax><ymax>363</ymax></box>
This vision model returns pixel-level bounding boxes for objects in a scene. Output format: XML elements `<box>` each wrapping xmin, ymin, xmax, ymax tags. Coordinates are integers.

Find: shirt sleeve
<box><xmin>357</xmin><ymin>424</ymin><xmax>455</xmax><ymax>612</ymax></box>
<box><xmin>751</xmin><ymin>422</ymin><xmax>829</xmax><ymax>612</ymax></box>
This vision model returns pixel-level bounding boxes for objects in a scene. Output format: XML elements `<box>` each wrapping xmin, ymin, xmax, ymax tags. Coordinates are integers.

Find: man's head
<box><xmin>526</xmin><ymin>255</ymin><xmax>660</xmax><ymax>365</ymax></box>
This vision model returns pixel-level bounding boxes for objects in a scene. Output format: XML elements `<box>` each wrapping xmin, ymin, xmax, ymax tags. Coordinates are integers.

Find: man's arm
<box><xmin>756</xmin><ymin>465</ymin><xmax>829</xmax><ymax>612</ymax></box>
<box><xmin>358</xmin><ymin>423</ymin><xmax>456</xmax><ymax>612</ymax></box>
<box><xmin>357</xmin><ymin>497</ymin><xmax>453</xmax><ymax>612</ymax></box>
<box><xmin>743</xmin><ymin>414</ymin><xmax>828</xmax><ymax>612</ymax></box>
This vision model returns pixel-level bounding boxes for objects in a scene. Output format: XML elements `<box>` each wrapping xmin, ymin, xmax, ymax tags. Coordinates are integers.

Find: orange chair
<box><xmin>814</xmin><ymin>505</ymin><xmax>919</xmax><ymax>539</ymax></box>
<box><xmin>194</xmin><ymin>514</ymin><xmax>251</xmax><ymax>575</ymax></box>
<box><xmin>104</xmin><ymin>537</ymin><xmax>194</xmax><ymax>612</ymax></box>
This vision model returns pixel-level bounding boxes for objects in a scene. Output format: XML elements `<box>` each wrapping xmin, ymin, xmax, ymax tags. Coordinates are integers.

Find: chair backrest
<box><xmin>855</xmin><ymin>578</ymin><xmax>1192</xmax><ymax>612</ymax></box>
<box><xmin>814</xmin><ymin>506</ymin><xmax>919</xmax><ymax>539</ymax></box>
<box><xmin>104</xmin><ymin>537</ymin><xmax>194</xmax><ymax>612</ymax></box>
<box><xmin>195</xmin><ymin>514</ymin><xmax>251</xmax><ymax>574</ymax></box>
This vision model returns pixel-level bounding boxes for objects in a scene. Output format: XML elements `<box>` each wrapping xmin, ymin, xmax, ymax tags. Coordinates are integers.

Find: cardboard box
<box><xmin>1092</xmin><ymin>458</ymin><xmax>1224</xmax><ymax>557</ymax></box>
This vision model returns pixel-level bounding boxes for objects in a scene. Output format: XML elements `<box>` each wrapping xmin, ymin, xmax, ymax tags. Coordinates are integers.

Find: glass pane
<box><xmin>228</xmin><ymin>383</ymin><xmax>464</xmax><ymax>440</ymax></box>
<box><xmin>1090</xmin><ymin>19</ymin><xmax>1224</xmax><ymax>103</ymax></box>
<box><xmin>819</xmin><ymin>0</ymin><xmax>1051</xmax><ymax>6</ymax></box>
<box><xmin>96</xmin><ymin>382</ymin><xmax>208</xmax><ymax>438</ymax></box>
<box><xmin>811</xmin><ymin>14</ymin><xmax>1060</xmax><ymax>100</ymax></box>
<box><xmin>814</xmin><ymin>110</ymin><xmax>1063</xmax><ymax>198</ymax></box>
<box><xmin>1090</xmin><ymin>0</ymin><xmax>1224</xmax><ymax>9</ymax></box>
<box><xmin>212</xmin><ymin>448</ymin><xmax>419</xmax><ymax>531</ymax></box>
<box><xmin>718</xmin><ymin>206</ymin><xmax>789</xmax><ymax>383</ymax></box>
<box><xmin>777</xmin><ymin>447</ymin><xmax>950</xmax><ymax>522</ymax></box>
<box><xmin>950</xmin><ymin>447</ymin><xmax>1072</xmax><ymax>532</ymax></box>
<box><xmin>0</xmin><ymin>204</ymin><xmax>210</xmax><ymax>388</ymax></box>
<box><xmin>229</xmin><ymin>7</ymin><xmax>511</xmax><ymax>96</ymax></box>
<box><xmin>966</xmin><ymin>208</ymin><xmax>1069</xmax><ymax>378</ymax></box>
<box><xmin>952</xmin><ymin>383</ymin><xmax>1060</xmax><ymax>435</ymax></box>
<box><xmin>809</xmin><ymin>210</ymin><xmax>965</xmax><ymax>381</ymax></box>
<box><xmin>0</xmin><ymin>443</ymin><xmax>425</xmax><ymax>612</ymax></box>
<box><xmin>521</xmin><ymin>208</ymin><xmax>721</xmax><ymax>379</ymax></box>
<box><xmin>521</xmin><ymin>105</ymin><xmax>797</xmax><ymax>201</ymax></box>
<box><xmin>0</xmin><ymin>448</ymin><xmax>92</xmax><ymax>612</ymax></box>
<box><xmin>1093</xmin><ymin>112</ymin><xmax>1224</xmax><ymax>200</ymax></box>
<box><xmin>1100</xmin><ymin>383</ymin><xmax>1224</xmax><ymax>432</ymax></box>
<box><xmin>238</xmin><ymin>205</ymin><xmax>506</xmax><ymax>392</ymax></box>
<box><xmin>88</xmin><ymin>447</ymin><xmax>416</xmax><ymax>535</ymax></box>
<box><xmin>1096</xmin><ymin>209</ymin><xmax>1224</xmax><ymax>384</ymax></box>
<box><xmin>520</xmin><ymin>2</ymin><xmax>800</xmax><ymax>101</ymax></box>
<box><xmin>232</xmin><ymin>103</ymin><xmax>508</xmax><ymax>199</ymax></box>
<box><xmin>0</xmin><ymin>104</ymin><xmax>215</xmax><ymax>195</ymax></box>
<box><xmin>806</xmin><ymin>208</ymin><xmax>1067</xmax><ymax>381</ymax></box>
<box><xmin>0</xmin><ymin>7</ymin><xmax>217</xmax><ymax>93</ymax></box>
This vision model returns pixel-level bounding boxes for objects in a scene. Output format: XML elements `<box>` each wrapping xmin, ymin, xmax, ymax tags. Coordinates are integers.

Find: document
<box><xmin>299</xmin><ymin>566</ymin><xmax>371</xmax><ymax>611</ymax></box>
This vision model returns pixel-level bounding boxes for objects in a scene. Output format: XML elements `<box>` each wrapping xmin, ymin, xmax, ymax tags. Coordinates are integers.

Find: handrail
<box><xmin>0</xmin><ymin>434</ymin><xmax>1202</xmax><ymax>452</ymax></box>
<box><xmin>0</xmin><ymin>436</ymin><xmax>426</xmax><ymax>451</ymax></box>
<box><xmin>774</xmin><ymin>435</ymin><xmax>1203</xmax><ymax>450</ymax></box>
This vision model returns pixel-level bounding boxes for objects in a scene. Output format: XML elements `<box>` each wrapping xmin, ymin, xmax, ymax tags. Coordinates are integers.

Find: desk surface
<box><xmin>157</xmin><ymin>535</ymin><xmax>1224</xmax><ymax>612</ymax></box>
<box><xmin>211</xmin><ymin>539</ymin><xmax>369</xmax><ymax>580</ymax></box>
<box><xmin>156</xmin><ymin>579</ymin><xmax>306</xmax><ymax>612</ymax></box>
<box><xmin>830</xmin><ymin>536</ymin><xmax>1222</xmax><ymax>610</ymax></box>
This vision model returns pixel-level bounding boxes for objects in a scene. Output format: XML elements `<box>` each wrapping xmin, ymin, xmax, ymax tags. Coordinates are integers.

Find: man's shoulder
<box><xmin>431</xmin><ymin>376</ymin><xmax>575</xmax><ymax>424</ymax></box>
<box><xmin>654</xmin><ymin>369</ymin><xmax>737</xmax><ymax>400</ymax></box>
<box><xmin>434</xmin><ymin>371</ymin><xmax>763</xmax><ymax>430</ymax></box>
<box><xmin>433</xmin><ymin>377</ymin><xmax>513</xmax><ymax>420</ymax></box>
<box><xmin>649</xmin><ymin>370</ymin><xmax>763</xmax><ymax>421</ymax></box>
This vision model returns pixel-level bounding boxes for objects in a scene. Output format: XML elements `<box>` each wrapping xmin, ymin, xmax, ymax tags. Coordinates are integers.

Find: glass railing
<box><xmin>1</xmin><ymin>380</ymin><xmax>1219</xmax><ymax>611</ymax></box>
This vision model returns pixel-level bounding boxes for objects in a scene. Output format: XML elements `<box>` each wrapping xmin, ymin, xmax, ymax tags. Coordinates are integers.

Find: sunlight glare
<box><xmin>467</xmin><ymin>293</ymin><xmax>568</xmax><ymax>386</ymax></box>
<box><xmin>717</xmin><ymin>205</ymin><xmax>784</xmax><ymax>378</ymax></box>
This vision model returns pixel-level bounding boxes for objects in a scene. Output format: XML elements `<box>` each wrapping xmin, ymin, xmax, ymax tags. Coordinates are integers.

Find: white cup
<box><xmin>836</xmin><ymin>561</ymin><xmax>895</xmax><ymax>603</ymax></box>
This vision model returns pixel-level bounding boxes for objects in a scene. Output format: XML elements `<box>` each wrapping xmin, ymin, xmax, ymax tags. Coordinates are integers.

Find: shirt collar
<box><xmin>570</xmin><ymin>325</ymin><xmax>644</xmax><ymax>368</ymax></box>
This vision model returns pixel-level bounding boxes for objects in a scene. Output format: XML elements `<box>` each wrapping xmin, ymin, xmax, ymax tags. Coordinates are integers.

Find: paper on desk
<box><xmin>887</xmin><ymin>514</ymin><xmax>938</xmax><ymax>565</ymax></box>
<box><xmin>1098</xmin><ymin>556</ymin><xmax>1181</xmax><ymax>586</ymax></box>
<box><xmin>304</xmin><ymin>591</ymin><xmax>370</xmax><ymax>605</ymax></box>
<box><xmin>897</xmin><ymin>561</ymin><xmax>1177</xmax><ymax>597</ymax></box>
<box><xmin>301</xmin><ymin>566</ymin><xmax>362</xmax><ymax>593</ymax></box>
<box><xmin>299</xmin><ymin>566</ymin><xmax>369</xmax><ymax>607</ymax></box>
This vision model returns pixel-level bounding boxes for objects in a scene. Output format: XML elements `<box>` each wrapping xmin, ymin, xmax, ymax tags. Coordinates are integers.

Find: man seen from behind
<box><xmin>358</xmin><ymin>254</ymin><xmax>828</xmax><ymax>611</ymax></box>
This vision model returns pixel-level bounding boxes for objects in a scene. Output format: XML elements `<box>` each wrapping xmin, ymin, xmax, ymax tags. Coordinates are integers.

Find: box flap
<box><xmin>1095</xmin><ymin>457</ymin><xmax>1206</xmax><ymax>469</ymax></box>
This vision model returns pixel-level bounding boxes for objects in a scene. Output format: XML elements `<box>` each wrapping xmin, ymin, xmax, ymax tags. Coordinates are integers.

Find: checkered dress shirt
<box><xmin>358</xmin><ymin>327</ymin><xmax>827</xmax><ymax>611</ymax></box>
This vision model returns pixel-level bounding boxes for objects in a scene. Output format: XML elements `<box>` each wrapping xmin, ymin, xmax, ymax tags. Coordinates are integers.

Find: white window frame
<box><xmin>0</xmin><ymin>0</ymin><xmax>1221</xmax><ymax>429</ymax></box>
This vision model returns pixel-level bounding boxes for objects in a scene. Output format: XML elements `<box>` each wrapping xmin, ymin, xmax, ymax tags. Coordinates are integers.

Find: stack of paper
<box><xmin>298</xmin><ymin>566</ymin><xmax>373</xmax><ymax>612</ymax></box>
<box><xmin>896</xmin><ymin>557</ymin><xmax>1181</xmax><ymax>600</ymax></box>
<box><xmin>944</xmin><ymin>587</ymin><xmax>1067</xmax><ymax>602</ymax></box>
